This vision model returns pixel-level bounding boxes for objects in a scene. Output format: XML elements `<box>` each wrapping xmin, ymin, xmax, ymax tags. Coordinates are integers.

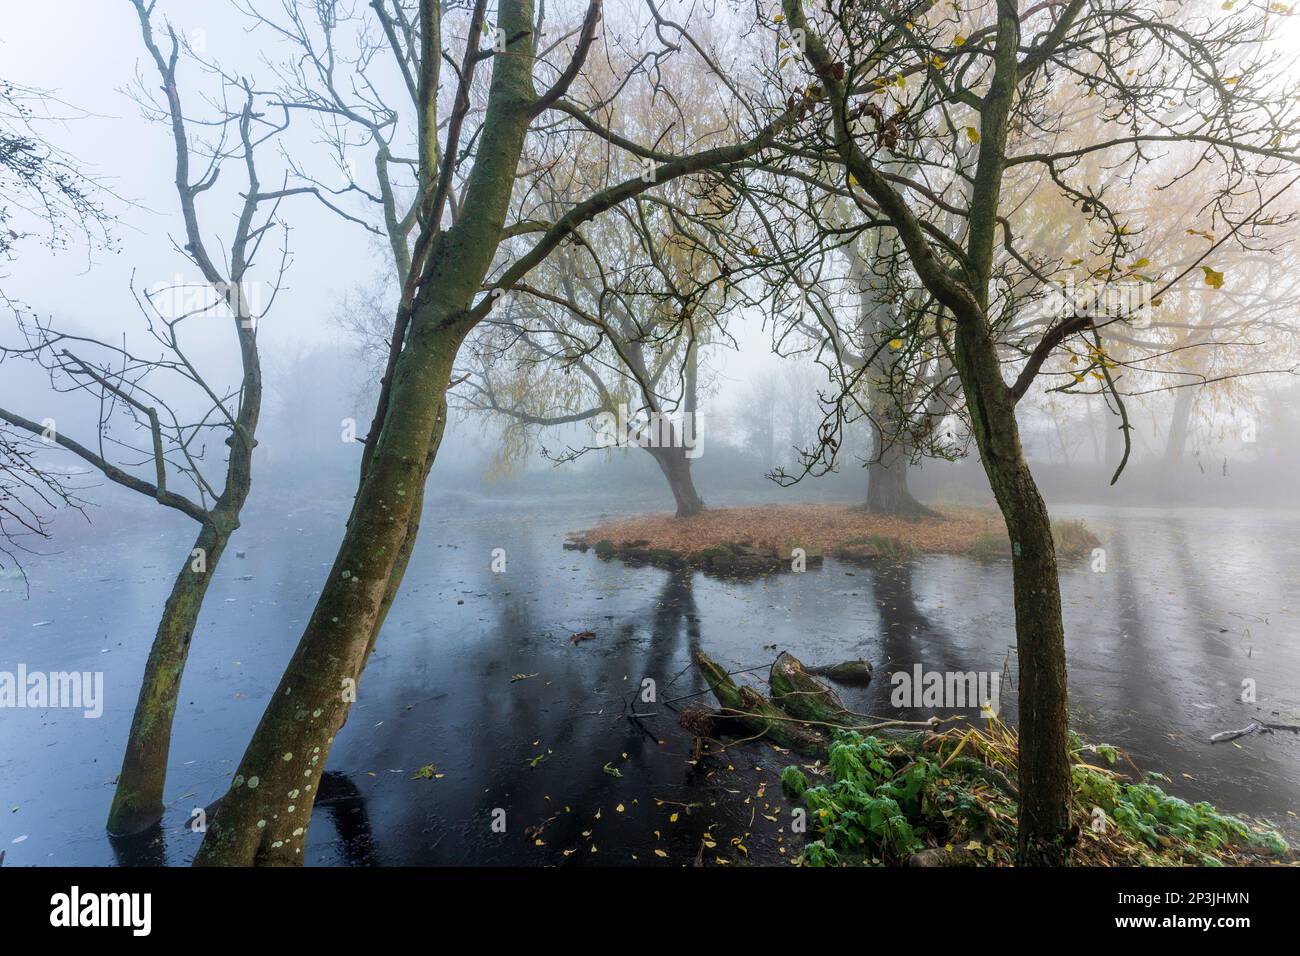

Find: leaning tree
<box><xmin>772</xmin><ymin>0</ymin><xmax>1300</xmax><ymax>862</ymax></box>
<box><xmin>194</xmin><ymin>0</ymin><xmax>802</xmax><ymax>865</ymax></box>
<box><xmin>1</xmin><ymin>0</ymin><xmax>298</xmax><ymax>834</ymax></box>
<box><xmin>458</xmin><ymin>187</ymin><xmax>733</xmax><ymax>518</ymax></box>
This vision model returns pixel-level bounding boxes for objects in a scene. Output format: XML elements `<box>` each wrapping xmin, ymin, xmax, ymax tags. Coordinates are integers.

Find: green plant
<box><xmin>1051</xmin><ymin>518</ymin><xmax>1102</xmax><ymax>561</ymax></box>
<box><xmin>792</xmin><ymin>732</ymin><xmax>940</xmax><ymax>864</ymax></box>
<box><xmin>789</xmin><ymin>725</ymin><xmax>1289</xmax><ymax>867</ymax></box>
<box><xmin>781</xmin><ymin>765</ymin><xmax>809</xmax><ymax>798</ymax></box>
<box><xmin>965</xmin><ymin>519</ymin><xmax>1100</xmax><ymax>563</ymax></box>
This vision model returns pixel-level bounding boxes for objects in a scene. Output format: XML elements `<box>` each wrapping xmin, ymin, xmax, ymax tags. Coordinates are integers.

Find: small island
<box><xmin>567</xmin><ymin>503</ymin><xmax>1100</xmax><ymax>573</ymax></box>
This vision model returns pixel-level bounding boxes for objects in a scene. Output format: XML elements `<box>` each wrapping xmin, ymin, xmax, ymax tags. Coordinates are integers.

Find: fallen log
<box><xmin>769</xmin><ymin>651</ymin><xmax>856</xmax><ymax>725</ymax></box>
<box><xmin>695</xmin><ymin>652</ymin><xmax>828</xmax><ymax>756</ymax></box>
<box><xmin>806</xmin><ymin>659</ymin><xmax>874</xmax><ymax>685</ymax></box>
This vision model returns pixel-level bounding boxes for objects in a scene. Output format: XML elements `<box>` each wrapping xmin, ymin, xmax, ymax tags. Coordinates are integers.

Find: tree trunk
<box><xmin>194</xmin><ymin>328</ymin><xmax>458</xmax><ymax>866</ymax></box>
<box><xmin>1163</xmin><ymin>387</ymin><xmax>1194</xmax><ymax>469</ymax></box>
<box><xmin>194</xmin><ymin>254</ymin><xmax>453</xmax><ymax>879</ymax></box>
<box><xmin>865</xmin><ymin>423</ymin><xmax>935</xmax><ymax>517</ymax></box>
<box><xmin>953</xmin><ymin>322</ymin><xmax>1073</xmax><ymax>866</ymax></box>
<box><xmin>650</xmin><ymin>446</ymin><xmax>705</xmax><ymax>518</ymax></box>
<box><xmin>193</xmin><ymin>0</ymin><xmax>538</xmax><ymax>864</ymax></box>
<box><xmin>106</xmin><ymin>519</ymin><xmax>230</xmax><ymax>834</ymax></box>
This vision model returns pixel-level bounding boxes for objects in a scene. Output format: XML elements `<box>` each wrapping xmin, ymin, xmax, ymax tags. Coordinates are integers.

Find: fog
<box><xmin>2</xmin><ymin>0</ymin><xmax>1298</xmax><ymax>891</ymax></box>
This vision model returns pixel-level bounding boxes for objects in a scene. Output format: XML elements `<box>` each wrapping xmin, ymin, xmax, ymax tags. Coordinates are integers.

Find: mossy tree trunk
<box><xmin>952</xmin><ymin>320</ymin><xmax>1073</xmax><ymax>866</ymax></box>
<box><xmin>194</xmin><ymin>315</ymin><xmax>463</xmax><ymax>867</ymax></box>
<box><xmin>193</xmin><ymin>0</ymin><xmax>538</xmax><ymax>866</ymax></box>
<box><xmin>107</xmin><ymin>519</ymin><xmax>231</xmax><ymax>834</ymax></box>
<box><xmin>100</xmin><ymin>2</ymin><xmax>271</xmax><ymax>836</ymax></box>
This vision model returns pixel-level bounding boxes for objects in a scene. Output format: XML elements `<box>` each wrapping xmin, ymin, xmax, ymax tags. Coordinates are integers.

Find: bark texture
<box><xmin>865</xmin><ymin>421</ymin><xmax>935</xmax><ymax>518</ymax></box>
<box><xmin>107</xmin><ymin>521</ymin><xmax>230</xmax><ymax>834</ymax></box>
<box><xmin>952</xmin><ymin>319</ymin><xmax>1073</xmax><ymax>866</ymax></box>
<box><xmin>193</xmin><ymin>0</ymin><xmax>537</xmax><ymax>866</ymax></box>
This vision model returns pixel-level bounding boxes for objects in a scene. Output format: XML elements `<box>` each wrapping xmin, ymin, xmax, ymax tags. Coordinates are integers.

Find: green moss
<box><xmin>786</xmin><ymin>729</ymin><xmax>1289</xmax><ymax>867</ymax></box>
<box><xmin>781</xmin><ymin>765</ymin><xmax>809</xmax><ymax>798</ymax></box>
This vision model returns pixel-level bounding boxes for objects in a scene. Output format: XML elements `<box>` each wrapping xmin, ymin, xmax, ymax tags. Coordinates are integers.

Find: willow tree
<box><xmin>194</xmin><ymin>0</ymin><xmax>798</xmax><ymax>865</ymax></box>
<box><xmin>459</xmin><ymin>171</ymin><xmax>739</xmax><ymax>517</ymax></box>
<box><xmin>777</xmin><ymin>0</ymin><xmax>1300</xmax><ymax>863</ymax></box>
<box><xmin>1</xmin><ymin>0</ymin><xmax>295</xmax><ymax>834</ymax></box>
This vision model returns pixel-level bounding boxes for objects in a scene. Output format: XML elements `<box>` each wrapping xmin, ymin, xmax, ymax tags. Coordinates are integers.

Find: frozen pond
<box><xmin>1</xmin><ymin>487</ymin><xmax>1297</xmax><ymax>865</ymax></box>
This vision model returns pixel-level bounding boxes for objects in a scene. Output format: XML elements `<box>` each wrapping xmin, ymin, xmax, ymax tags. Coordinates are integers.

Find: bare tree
<box><xmin>194</xmin><ymin>0</ymin><xmax>803</xmax><ymax>865</ymax></box>
<box><xmin>0</xmin><ymin>0</ymin><xmax>296</xmax><ymax>834</ymax></box>
<box><xmin>458</xmin><ymin>189</ymin><xmax>731</xmax><ymax>517</ymax></box>
<box><xmin>0</xmin><ymin>78</ymin><xmax>117</xmax><ymax>572</ymax></box>
<box><xmin>773</xmin><ymin>0</ymin><xmax>1300</xmax><ymax>862</ymax></box>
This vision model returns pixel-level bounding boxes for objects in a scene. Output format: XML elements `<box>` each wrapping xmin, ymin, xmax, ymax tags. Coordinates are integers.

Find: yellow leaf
<box><xmin>654</xmin><ymin>848</ymin><xmax>669</xmax><ymax>858</ymax></box>
<box><xmin>889</xmin><ymin>338</ymin><xmax>904</xmax><ymax>349</ymax></box>
<box><xmin>616</xmin><ymin>803</ymin><xmax>625</xmax><ymax>813</ymax></box>
<box><xmin>953</xmin><ymin>34</ymin><xmax>966</xmax><ymax>46</ymax></box>
<box><xmin>669</xmin><ymin>812</ymin><xmax>679</xmax><ymax>822</ymax></box>
<box><xmin>1202</xmin><ymin>265</ymin><xmax>1225</xmax><ymax>289</ymax></box>
<box><xmin>965</xmin><ymin>126</ymin><xmax>980</xmax><ymax>144</ymax></box>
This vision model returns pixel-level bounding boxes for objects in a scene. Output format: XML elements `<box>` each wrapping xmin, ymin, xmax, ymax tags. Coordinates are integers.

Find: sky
<box><xmin>2</xmin><ymin>1</ymin><xmax>379</xmax><ymax>354</ymax></box>
<box><xmin>0</xmin><ymin>0</ymin><xmax>784</xmax><ymax>451</ymax></box>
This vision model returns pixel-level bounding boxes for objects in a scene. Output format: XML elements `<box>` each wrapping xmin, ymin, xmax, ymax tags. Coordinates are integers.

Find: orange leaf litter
<box><xmin>573</xmin><ymin>504</ymin><xmax>1004</xmax><ymax>557</ymax></box>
